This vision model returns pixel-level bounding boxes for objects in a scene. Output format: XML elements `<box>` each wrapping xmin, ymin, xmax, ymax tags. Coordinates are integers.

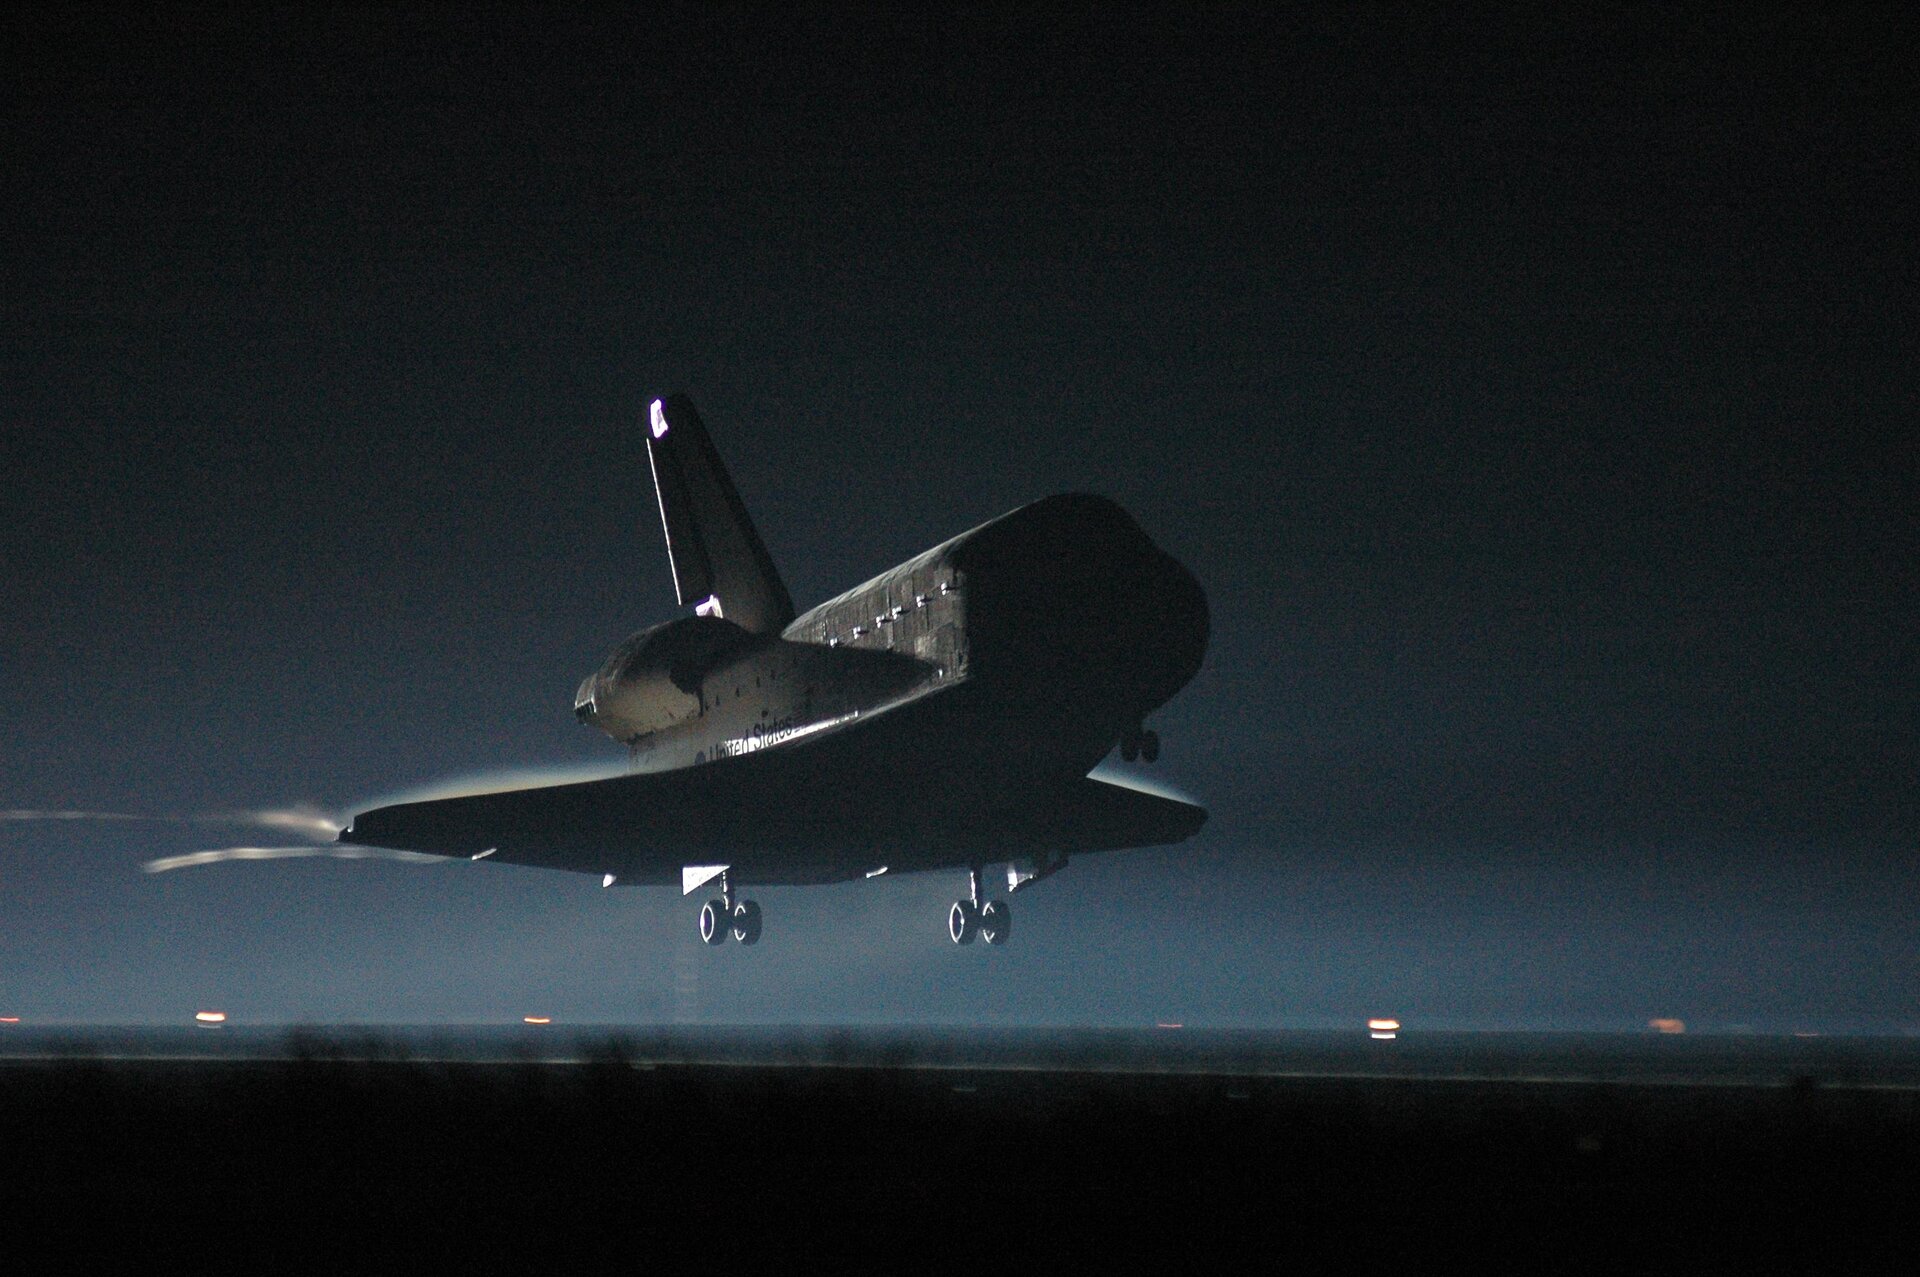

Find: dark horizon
<box><xmin>3</xmin><ymin>8</ymin><xmax>1913</xmax><ymax>1030</ymax></box>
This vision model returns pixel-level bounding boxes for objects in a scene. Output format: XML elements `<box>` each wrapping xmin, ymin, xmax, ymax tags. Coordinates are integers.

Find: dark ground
<box><xmin>4</xmin><ymin>1030</ymin><xmax>1913</xmax><ymax>1269</ymax></box>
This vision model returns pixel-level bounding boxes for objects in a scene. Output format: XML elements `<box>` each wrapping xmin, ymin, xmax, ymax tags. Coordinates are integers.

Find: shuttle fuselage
<box><xmin>575</xmin><ymin>491</ymin><xmax>1206</xmax><ymax>789</ymax></box>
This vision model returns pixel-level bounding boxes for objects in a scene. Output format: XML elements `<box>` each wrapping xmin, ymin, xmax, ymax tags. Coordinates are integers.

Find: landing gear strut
<box><xmin>699</xmin><ymin>872</ymin><xmax>762</xmax><ymax>946</ymax></box>
<box><xmin>949</xmin><ymin>867</ymin><xmax>1011</xmax><ymax>946</ymax></box>
<box><xmin>1119</xmin><ymin>725</ymin><xmax>1161</xmax><ymax>763</ymax></box>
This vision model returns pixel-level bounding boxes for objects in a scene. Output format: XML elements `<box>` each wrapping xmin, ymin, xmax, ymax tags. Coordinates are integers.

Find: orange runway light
<box><xmin>523</xmin><ymin>1016</ymin><xmax>553</xmax><ymax>1025</ymax></box>
<box><xmin>1648</xmin><ymin>1018</ymin><xmax>1685</xmax><ymax>1035</ymax></box>
<box><xmin>1367</xmin><ymin>1018</ymin><xmax>1400</xmax><ymax>1032</ymax></box>
<box><xmin>0</xmin><ymin>1016</ymin><xmax>19</xmax><ymax>1024</ymax></box>
<box><xmin>195</xmin><ymin>1011</ymin><xmax>227</xmax><ymax>1026</ymax></box>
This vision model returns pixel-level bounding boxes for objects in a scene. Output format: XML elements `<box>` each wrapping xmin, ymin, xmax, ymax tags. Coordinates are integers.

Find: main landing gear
<box><xmin>1119</xmin><ymin>723</ymin><xmax>1160</xmax><ymax>763</ymax></box>
<box><xmin>948</xmin><ymin>867</ymin><xmax>1011</xmax><ymax>946</ymax></box>
<box><xmin>698</xmin><ymin>871</ymin><xmax>762</xmax><ymax>946</ymax></box>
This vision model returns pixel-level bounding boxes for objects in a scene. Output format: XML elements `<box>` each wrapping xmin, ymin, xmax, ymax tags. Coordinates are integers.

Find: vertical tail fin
<box><xmin>644</xmin><ymin>395</ymin><xmax>796</xmax><ymax>635</ymax></box>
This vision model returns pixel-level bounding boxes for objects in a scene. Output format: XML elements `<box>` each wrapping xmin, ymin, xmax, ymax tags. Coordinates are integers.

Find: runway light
<box><xmin>1649</xmin><ymin>1018</ymin><xmax>1686</xmax><ymax>1035</ymax></box>
<box><xmin>650</xmin><ymin>399</ymin><xmax>669</xmax><ymax>438</ymax></box>
<box><xmin>195</xmin><ymin>1011</ymin><xmax>227</xmax><ymax>1026</ymax></box>
<box><xmin>0</xmin><ymin>1016</ymin><xmax>19</xmax><ymax>1025</ymax></box>
<box><xmin>523</xmin><ymin>1016</ymin><xmax>552</xmax><ymax>1025</ymax></box>
<box><xmin>1155</xmin><ymin>1022</ymin><xmax>1184</xmax><ymax>1029</ymax></box>
<box><xmin>1367</xmin><ymin>1017</ymin><xmax>1400</xmax><ymax>1041</ymax></box>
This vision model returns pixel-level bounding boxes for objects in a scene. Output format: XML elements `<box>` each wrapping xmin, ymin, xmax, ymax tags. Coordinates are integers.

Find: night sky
<box><xmin>3</xmin><ymin>8</ymin><xmax>1914</xmax><ymax>1030</ymax></box>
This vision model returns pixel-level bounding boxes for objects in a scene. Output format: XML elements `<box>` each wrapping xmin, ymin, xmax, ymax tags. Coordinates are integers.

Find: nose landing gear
<box><xmin>948</xmin><ymin>867</ymin><xmax>1011</xmax><ymax>946</ymax></box>
<box><xmin>698</xmin><ymin>872</ymin><xmax>762</xmax><ymax>946</ymax></box>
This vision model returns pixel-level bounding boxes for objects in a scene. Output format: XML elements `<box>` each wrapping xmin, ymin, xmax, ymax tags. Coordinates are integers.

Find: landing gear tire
<box><xmin>980</xmin><ymin>899</ymin><xmax>1012</xmax><ymax>945</ymax></box>
<box><xmin>700</xmin><ymin>898</ymin><xmax>730</xmax><ymax>945</ymax></box>
<box><xmin>731</xmin><ymin>899</ymin><xmax>763</xmax><ymax>945</ymax></box>
<box><xmin>948</xmin><ymin>900</ymin><xmax>980</xmax><ymax>945</ymax></box>
<box><xmin>1140</xmin><ymin>729</ymin><xmax>1160</xmax><ymax>763</ymax></box>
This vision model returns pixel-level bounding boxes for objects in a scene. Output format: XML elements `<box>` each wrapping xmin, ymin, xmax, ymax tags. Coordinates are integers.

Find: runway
<box><xmin>2</xmin><ymin>1026</ymin><xmax>1913</xmax><ymax>1267</ymax></box>
<box><xmin>6</xmin><ymin>1023</ymin><xmax>1920</xmax><ymax>1088</ymax></box>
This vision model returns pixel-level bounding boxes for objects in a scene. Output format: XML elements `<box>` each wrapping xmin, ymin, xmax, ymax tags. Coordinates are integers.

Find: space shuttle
<box><xmin>343</xmin><ymin>395</ymin><xmax>1208</xmax><ymax>947</ymax></box>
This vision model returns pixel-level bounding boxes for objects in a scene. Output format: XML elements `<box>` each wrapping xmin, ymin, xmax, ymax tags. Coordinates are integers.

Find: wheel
<box><xmin>1119</xmin><ymin>730</ymin><xmax>1139</xmax><ymax>762</ymax></box>
<box><xmin>700</xmin><ymin>898</ymin><xmax>729</xmax><ymax>945</ymax></box>
<box><xmin>1140</xmin><ymin>729</ymin><xmax>1160</xmax><ymax>763</ymax></box>
<box><xmin>980</xmin><ymin>899</ymin><xmax>1012</xmax><ymax>945</ymax></box>
<box><xmin>731</xmin><ymin>899</ymin><xmax>763</xmax><ymax>945</ymax></box>
<box><xmin>948</xmin><ymin>899</ymin><xmax>980</xmax><ymax>945</ymax></box>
